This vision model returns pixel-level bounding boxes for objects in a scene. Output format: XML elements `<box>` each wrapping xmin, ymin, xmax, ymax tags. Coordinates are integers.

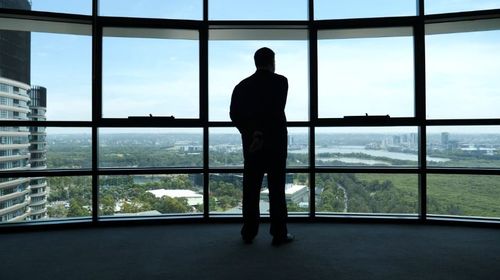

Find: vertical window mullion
<box><xmin>309</xmin><ymin>0</ymin><xmax>318</xmax><ymax>217</ymax></box>
<box><xmin>415</xmin><ymin>0</ymin><xmax>427</xmax><ymax>220</ymax></box>
<box><xmin>91</xmin><ymin>0</ymin><xmax>101</xmax><ymax>223</ymax></box>
<box><xmin>200</xmin><ymin>27</ymin><xmax>209</xmax><ymax>219</ymax></box>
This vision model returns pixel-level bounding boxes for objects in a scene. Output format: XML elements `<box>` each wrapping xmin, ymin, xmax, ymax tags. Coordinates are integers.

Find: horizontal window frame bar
<box><xmin>208</xmin><ymin>167</ymin><xmax>311</xmax><ymax>174</ymax></box>
<box><xmin>316</xmin><ymin>118</ymin><xmax>418</xmax><ymax>126</ymax></box>
<box><xmin>97</xmin><ymin>16</ymin><xmax>202</xmax><ymax>30</ymax></box>
<box><xmin>2</xmin><ymin>7</ymin><xmax>500</xmax><ymax>28</ymax></box>
<box><xmin>426</xmin><ymin>168</ymin><xmax>500</xmax><ymax>175</ymax></box>
<box><xmin>3</xmin><ymin>215</ymin><xmax>500</xmax><ymax>233</ymax></box>
<box><xmin>208</xmin><ymin>21</ymin><xmax>309</xmax><ymax>28</ymax></box>
<box><xmin>0</xmin><ymin>15</ymin><xmax>91</xmax><ymax>35</ymax></box>
<box><xmin>0</xmin><ymin>8</ymin><xmax>92</xmax><ymax>24</ymax></box>
<box><xmin>424</xmin><ymin>8</ymin><xmax>500</xmax><ymax>24</ymax></box>
<box><xmin>97</xmin><ymin>167</ymin><xmax>204</xmax><ymax>176</ymax></box>
<box><xmin>426</xmin><ymin>215</ymin><xmax>500</xmax><ymax>225</ymax></box>
<box><xmin>99</xmin><ymin>118</ymin><xmax>202</xmax><ymax>127</ymax></box>
<box><xmin>2</xmin><ymin>167</ymin><xmax>498</xmax><ymax>178</ymax></box>
<box><xmin>314</xmin><ymin>167</ymin><xmax>420</xmax><ymax>174</ymax></box>
<box><xmin>426</xmin><ymin>119</ymin><xmax>500</xmax><ymax>126</ymax></box>
<box><xmin>0</xmin><ymin>121</ymin><xmax>92</xmax><ymax>127</ymax></box>
<box><xmin>0</xmin><ymin>169</ymin><xmax>92</xmax><ymax>178</ymax></box>
<box><xmin>1</xmin><ymin>120</ymin><xmax>499</xmax><ymax>128</ymax></box>
<box><xmin>314</xmin><ymin>16</ymin><xmax>417</xmax><ymax>30</ymax></box>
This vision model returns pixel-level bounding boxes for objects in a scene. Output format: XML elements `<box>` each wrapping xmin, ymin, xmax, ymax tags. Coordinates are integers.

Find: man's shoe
<box><xmin>242</xmin><ymin>237</ymin><xmax>253</xmax><ymax>244</ymax></box>
<box><xmin>242</xmin><ymin>236</ymin><xmax>254</xmax><ymax>244</ymax></box>
<box><xmin>271</xmin><ymin>233</ymin><xmax>294</xmax><ymax>246</ymax></box>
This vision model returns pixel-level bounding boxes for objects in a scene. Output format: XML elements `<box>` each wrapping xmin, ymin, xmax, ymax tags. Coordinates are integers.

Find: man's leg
<box><xmin>241</xmin><ymin>153</ymin><xmax>265</xmax><ymax>241</ymax></box>
<box><xmin>267</xmin><ymin>155</ymin><xmax>288</xmax><ymax>238</ymax></box>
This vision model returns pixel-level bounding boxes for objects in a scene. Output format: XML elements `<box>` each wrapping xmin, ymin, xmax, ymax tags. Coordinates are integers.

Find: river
<box><xmin>290</xmin><ymin>145</ymin><xmax>450</xmax><ymax>164</ymax></box>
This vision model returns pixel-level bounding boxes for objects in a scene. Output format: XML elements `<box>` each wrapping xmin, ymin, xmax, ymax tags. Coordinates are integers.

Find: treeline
<box><xmin>316</xmin><ymin>174</ymin><xmax>418</xmax><ymax>214</ymax></box>
<box><xmin>45</xmin><ymin>172</ymin><xmax>500</xmax><ymax>219</ymax></box>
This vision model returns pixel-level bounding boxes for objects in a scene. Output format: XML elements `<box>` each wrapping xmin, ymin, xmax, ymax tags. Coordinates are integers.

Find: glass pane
<box><xmin>209</xmin><ymin>127</ymin><xmax>243</xmax><ymax>168</ymax></box>
<box><xmin>426</xmin><ymin>0</ymin><xmax>500</xmax><ymax>14</ymax></box>
<box><xmin>209</xmin><ymin>173</ymin><xmax>243</xmax><ymax>214</ymax></box>
<box><xmin>210</xmin><ymin>127</ymin><xmax>309</xmax><ymax>168</ymax></box>
<box><xmin>102</xmin><ymin>28</ymin><xmax>199</xmax><ymax>119</ymax></box>
<box><xmin>209</xmin><ymin>0</ymin><xmax>307</xmax><ymax>20</ymax></box>
<box><xmin>0</xmin><ymin>26</ymin><xmax>92</xmax><ymax>121</ymax></box>
<box><xmin>426</xmin><ymin>28</ymin><xmax>500</xmax><ymax>119</ymax></box>
<box><xmin>315</xmin><ymin>127</ymin><xmax>419</xmax><ymax>167</ymax></box>
<box><xmin>45</xmin><ymin>176</ymin><xmax>92</xmax><ymax>221</ymax></box>
<box><xmin>428</xmin><ymin>174</ymin><xmax>500</xmax><ymax>219</ymax></box>
<box><xmin>287</xmin><ymin>127</ymin><xmax>309</xmax><ymax>167</ymax></box>
<box><xmin>0</xmin><ymin>127</ymin><xmax>91</xmax><ymax>170</ymax></box>
<box><xmin>315</xmin><ymin>0</ymin><xmax>415</xmax><ymax>20</ymax></box>
<box><xmin>99</xmin><ymin>174</ymin><xmax>203</xmax><ymax>217</ymax></box>
<box><xmin>427</xmin><ymin>126</ymin><xmax>500</xmax><ymax>168</ymax></box>
<box><xmin>0</xmin><ymin>176</ymin><xmax>92</xmax><ymax>223</ymax></box>
<box><xmin>316</xmin><ymin>173</ymin><xmax>418</xmax><ymax>214</ymax></box>
<box><xmin>318</xmin><ymin>28</ymin><xmax>414</xmax><ymax>118</ymax></box>
<box><xmin>209</xmin><ymin>39</ymin><xmax>308</xmax><ymax>121</ymax></box>
<box><xmin>99</xmin><ymin>128</ymin><xmax>202</xmax><ymax>168</ymax></box>
<box><xmin>209</xmin><ymin>173</ymin><xmax>308</xmax><ymax>215</ymax></box>
<box><xmin>263</xmin><ymin>173</ymin><xmax>310</xmax><ymax>215</ymax></box>
<box><xmin>45</xmin><ymin>127</ymin><xmax>91</xmax><ymax>169</ymax></box>
<box><xmin>1</xmin><ymin>0</ymin><xmax>91</xmax><ymax>15</ymax></box>
<box><xmin>99</xmin><ymin>0</ymin><xmax>202</xmax><ymax>20</ymax></box>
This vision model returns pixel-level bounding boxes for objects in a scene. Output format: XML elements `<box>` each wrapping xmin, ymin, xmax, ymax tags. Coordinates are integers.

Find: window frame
<box><xmin>0</xmin><ymin>0</ymin><xmax>499</xmax><ymax>229</ymax></box>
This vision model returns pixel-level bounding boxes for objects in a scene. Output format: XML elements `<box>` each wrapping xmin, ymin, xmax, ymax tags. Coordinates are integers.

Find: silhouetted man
<box><xmin>230</xmin><ymin>47</ymin><xmax>294</xmax><ymax>246</ymax></box>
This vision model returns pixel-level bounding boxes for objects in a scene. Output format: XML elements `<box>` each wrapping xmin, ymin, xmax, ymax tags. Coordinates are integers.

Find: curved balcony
<box><xmin>29</xmin><ymin>140</ymin><xmax>47</xmax><ymax>145</ymax></box>
<box><xmin>0</xmin><ymin>189</ymin><xmax>30</xmax><ymax>203</ymax></box>
<box><xmin>0</xmin><ymin>104</ymin><xmax>31</xmax><ymax>114</ymax></box>
<box><xmin>0</xmin><ymin>143</ymin><xmax>30</xmax><ymax>150</ymax></box>
<box><xmin>8</xmin><ymin>211</ymin><xmax>30</xmax><ymax>222</ymax></box>
<box><xmin>0</xmin><ymin>131</ymin><xmax>31</xmax><ymax>137</ymax></box>
<box><xmin>29</xmin><ymin>112</ymin><xmax>46</xmax><ymax>118</ymax></box>
<box><xmin>30</xmin><ymin>179</ymin><xmax>47</xmax><ymax>187</ymax></box>
<box><xmin>30</xmin><ymin>165</ymin><xmax>48</xmax><ymax>170</ymax></box>
<box><xmin>0</xmin><ymin>199</ymin><xmax>30</xmax><ymax>216</ymax></box>
<box><xmin>1</xmin><ymin>165</ymin><xmax>31</xmax><ymax>172</ymax></box>
<box><xmin>0</xmin><ymin>91</ymin><xmax>31</xmax><ymax>103</ymax></box>
<box><xmin>0</xmin><ymin>178</ymin><xmax>30</xmax><ymax>190</ymax></box>
<box><xmin>0</xmin><ymin>154</ymin><xmax>30</xmax><ymax>163</ymax></box>
<box><xmin>29</xmin><ymin>199</ymin><xmax>47</xmax><ymax>207</ymax></box>
<box><xmin>29</xmin><ymin>207</ymin><xmax>47</xmax><ymax>216</ymax></box>
<box><xmin>28</xmin><ymin>149</ymin><xmax>46</xmax><ymax>153</ymax></box>
<box><xmin>29</xmin><ymin>131</ymin><xmax>46</xmax><ymax>136</ymax></box>
<box><xmin>30</xmin><ymin>191</ymin><xmax>47</xmax><ymax>198</ymax></box>
<box><xmin>29</xmin><ymin>155</ymin><xmax>47</xmax><ymax>161</ymax></box>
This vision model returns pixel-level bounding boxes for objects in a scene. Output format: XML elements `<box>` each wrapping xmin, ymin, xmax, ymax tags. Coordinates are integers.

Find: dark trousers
<box><xmin>240</xmin><ymin>133</ymin><xmax>288</xmax><ymax>239</ymax></box>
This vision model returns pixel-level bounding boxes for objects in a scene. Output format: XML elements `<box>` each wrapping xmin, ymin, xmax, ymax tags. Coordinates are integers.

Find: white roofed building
<box><xmin>260</xmin><ymin>184</ymin><xmax>309</xmax><ymax>205</ymax></box>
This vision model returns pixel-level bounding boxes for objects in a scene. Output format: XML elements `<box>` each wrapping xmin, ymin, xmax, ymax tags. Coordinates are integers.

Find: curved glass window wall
<box><xmin>1</xmin><ymin>0</ymin><xmax>499</xmax><ymax>227</ymax></box>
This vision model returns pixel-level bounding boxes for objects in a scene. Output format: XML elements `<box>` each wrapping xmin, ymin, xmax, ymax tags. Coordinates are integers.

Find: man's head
<box><xmin>254</xmin><ymin>47</ymin><xmax>275</xmax><ymax>73</ymax></box>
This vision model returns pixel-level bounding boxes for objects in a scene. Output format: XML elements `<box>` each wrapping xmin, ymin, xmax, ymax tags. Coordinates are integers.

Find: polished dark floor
<box><xmin>1</xmin><ymin>222</ymin><xmax>500</xmax><ymax>280</ymax></box>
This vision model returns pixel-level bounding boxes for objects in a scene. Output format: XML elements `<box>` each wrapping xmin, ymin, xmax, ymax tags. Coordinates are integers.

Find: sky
<box><xmin>3</xmin><ymin>0</ymin><xmax>500</xmax><ymax>134</ymax></box>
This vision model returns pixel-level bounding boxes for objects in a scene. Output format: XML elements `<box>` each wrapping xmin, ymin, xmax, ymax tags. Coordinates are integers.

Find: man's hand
<box><xmin>249</xmin><ymin>131</ymin><xmax>264</xmax><ymax>153</ymax></box>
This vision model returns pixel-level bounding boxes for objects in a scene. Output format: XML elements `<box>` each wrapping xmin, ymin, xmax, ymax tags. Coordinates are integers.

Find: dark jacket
<box><xmin>230</xmin><ymin>69</ymin><xmax>288</xmax><ymax>138</ymax></box>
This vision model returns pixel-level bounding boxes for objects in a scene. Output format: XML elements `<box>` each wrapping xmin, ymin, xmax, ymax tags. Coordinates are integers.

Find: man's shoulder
<box><xmin>235</xmin><ymin>72</ymin><xmax>287</xmax><ymax>89</ymax></box>
<box><xmin>273</xmin><ymin>73</ymin><xmax>287</xmax><ymax>81</ymax></box>
<box><xmin>273</xmin><ymin>73</ymin><xmax>288</xmax><ymax>84</ymax></box>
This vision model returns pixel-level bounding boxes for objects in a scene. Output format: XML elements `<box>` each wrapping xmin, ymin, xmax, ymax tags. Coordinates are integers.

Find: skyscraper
<box><xmin>0</xmin><ymin>77</ymin><xmax>32</xmax><ymax>222</ymax></box>
<box><xmin>28</xmin><ymin>86</ymin><xmax>47</xmax><ymax>220</ymax></box>
<box><xmin>0</xmin><ymin>0</ymin><xmax>47</xmax><ymax>222</ymax></box>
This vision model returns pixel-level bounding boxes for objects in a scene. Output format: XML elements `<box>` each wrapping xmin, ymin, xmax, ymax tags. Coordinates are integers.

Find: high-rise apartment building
<box><xmin>0</xmin><ymin>77</ymin><xmax>32</xmax><ymax>222</ymax></box>
<box><xmin>0</xmin><ymin>0</ymin><xmax>47</xmax><ymax>222</ymax></box>
<box><xmin>28</xmin><ymin>86</ymin><xmax>47</xmax><ymax>220</ymax></box>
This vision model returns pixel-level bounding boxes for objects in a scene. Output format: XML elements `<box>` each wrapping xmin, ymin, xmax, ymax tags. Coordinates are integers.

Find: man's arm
<box><xmin>230</xmin><ymin>84</ymin><xmax>255</xmax><ymax>135</ymax></box>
